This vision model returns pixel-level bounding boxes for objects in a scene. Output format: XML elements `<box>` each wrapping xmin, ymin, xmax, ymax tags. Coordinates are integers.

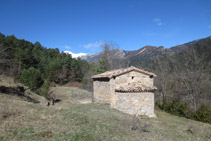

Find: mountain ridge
<box><xmin>63</xmin><ymin>36</ymin><xmax>211</xmax><ymax>64</ymax></box>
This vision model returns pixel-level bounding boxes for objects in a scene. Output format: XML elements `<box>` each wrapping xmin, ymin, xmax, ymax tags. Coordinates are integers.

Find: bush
<box><xmin>164</xmin><ymin>100</ymin><xmax>189</xmax><ymax>117</ymax></box>
<box><xmin>157</xmin><ymin>100</ymin><xmax>211</xmax><ymax>124</ymax></box>
<box><xmin>41</xmin><ymin>80</ymin><xmax>50</xmax><ymax>98</ymax></box>
<box><xmin>192</xmin><ymin>104</ymin><xmax>211</xmax><ymax>124</ymax></box>
<box><xmin>19</xmin><ymin>67</ymin><xmax>43</xmax><ymax>91</ymax></box>
<box><xmin>157</xmin><ymin>100</ymin><xmax>189</xmax><ymax>117</ymax></box>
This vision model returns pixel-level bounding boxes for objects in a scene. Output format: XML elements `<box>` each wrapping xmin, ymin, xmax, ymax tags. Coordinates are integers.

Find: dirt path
<box><xmin>49</xmin><ymin>86</ymin><xmax>92</xmax><ymax>105</ymax></box>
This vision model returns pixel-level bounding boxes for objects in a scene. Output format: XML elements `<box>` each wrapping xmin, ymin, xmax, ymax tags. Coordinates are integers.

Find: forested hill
<box><xmin>0</xmin><ymin>33</ymin><xmax>89</xmax><ymax>93</ymax></box>
<box><xmin>139</xmin><ymin>36</ymin><xmax>211</xmax><ymax>119</ymax></box>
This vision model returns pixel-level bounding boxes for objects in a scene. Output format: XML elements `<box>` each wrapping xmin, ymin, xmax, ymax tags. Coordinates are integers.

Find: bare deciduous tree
<box><xmin>100</xmin><ymin>42</ymin><xmax>127</xmax><ymax>70</ymax></box>
<box><xmin>174</xmin><ymin>48</ymin><xmax>211</xmax><ymax>110</ymax></box>
<box><xmin>154</xmin><ymin>46</ymin><xmax>211</xmax><ymax>110</ymax></box>
<box><xmin>154</xmin><ymin>54</ymin><xmax>173</xmax><ymax>104</ymax></box>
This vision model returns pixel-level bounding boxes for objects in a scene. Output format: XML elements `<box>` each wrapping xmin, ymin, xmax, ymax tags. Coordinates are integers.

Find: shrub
<box><xmin>164</xmin><ymin>100</ymin><xmax>189</xmax><ymax>117</ymax></box>
<box><xmin>157</xmin><ymin>100</ymin><xmax>189</xmax><ymax>117</ymax></box>
<box><xmin>41</xmin><ymin>80</ymin><xmax>50</xmax><ymax>98</ymax></box>
<box><xmin>192</xmin><ymin>104</ymin><xmax>211</xmax><ymax>124</ymax></box>
<box><xmin>157</xmin><ymin>100</ymin><xmax>211</xmax><ymax>124</ymax></box>
<box><xmin>19</xmin><ymin>67</ymin><xmax>43</xmax><ymax>91</ymax></box>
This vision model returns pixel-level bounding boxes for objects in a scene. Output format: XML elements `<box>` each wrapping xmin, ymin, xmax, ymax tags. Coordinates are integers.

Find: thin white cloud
<box><xmin>83</xmin><ymin>41</ymin><xmax>104</xmax><ymax>49</ymax></box>
<box><xmin>64</xmin><ymin>45</ymin><xmax>71</xmax><ymax>49</ymax></box>
<box><xmin>208</xmin><ymin>25</ymin><xmax>211</xmax><ymax>29</ymax></box>
<box><xmin>153</xmin><ymin>18</ymin><xmax>163</xmax><ymax>26</ymax></box>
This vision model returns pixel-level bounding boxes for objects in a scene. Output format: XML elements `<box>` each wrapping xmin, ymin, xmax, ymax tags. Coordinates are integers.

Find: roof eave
<box><xmin>112</xmin><ymin>69</ymin><xmax>156</xmax><ymax>78</ymax></box>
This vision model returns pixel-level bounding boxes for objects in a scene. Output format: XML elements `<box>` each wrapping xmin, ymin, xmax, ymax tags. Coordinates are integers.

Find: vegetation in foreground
<box><xmin>157</xmin><ymin>100</ymin><xmax>211</xmax><ymax>124</ymax></box>
<box><xmin>0</xmin><ymin>86</ymin><xmax>211</xmax><ymax>141</ymax></box>
<box><xmin>0</xmin><ymin>33</ymin><xmax>90</xmax><ymax>93</ymax></box>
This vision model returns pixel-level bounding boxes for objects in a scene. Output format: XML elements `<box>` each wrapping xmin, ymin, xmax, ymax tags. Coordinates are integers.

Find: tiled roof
<box><xmin>115</xmin><ymin>82</ymin><xmax>157</xmax><ymax>92</ymax></box>
<box><xmin>92</xmin><ymin>66</ymin><xmax>156</xmax><ymax>79</ymax></box>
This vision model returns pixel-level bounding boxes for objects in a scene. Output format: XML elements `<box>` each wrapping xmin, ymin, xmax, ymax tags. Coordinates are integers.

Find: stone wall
<box><xmin>115</xmin><ymin>71</ymin><xmax>153</xmax><ymax>87</ymax></box>
<box><xmin>92</xmin><ymin>70</ymin><xmax>156</xmax><ymax>117</ymax></box>
<box><xmin>93</xmin><ymin>80</ymin><xmax>111</xmax><ymax>103</ymax></box>
<box><xmin>110</xmin><ymin>78</ymin><xmax>116</xmax><ymax>107</ymax></box>
<box><xmin>113</xmin><ymin>92</ymin><xmax>156</xmax><ymax>117</ymax></box>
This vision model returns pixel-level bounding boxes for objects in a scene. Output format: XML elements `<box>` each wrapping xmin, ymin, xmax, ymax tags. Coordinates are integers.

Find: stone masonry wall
<box><xmin>93</xmin><ymin>70</ymin><xmax>156</xmax><ymax>117</ymax></box>
<box><xmin>110</xmin><ymin>78</ymin><xmax>116</xmax><ymax>107</ymax></box>
<box><xmin>115</xmin><ymin>71</ymin><xmax>153</xmax><ymax>87</ymax></box>
<box><xmin>113</xmin><ymin>92</ymin><xmax>156</xmax><ymax>117</ymax></box>
<box><xmin>93</xmin><ymin>80</ymin><xmax>110</xmax><ymax>103</ymax></box>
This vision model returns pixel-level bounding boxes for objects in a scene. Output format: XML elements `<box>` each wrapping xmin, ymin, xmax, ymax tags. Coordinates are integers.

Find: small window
<box><xmin>131</xmin><ymin>76</ymin><xmax>134</xmax><ymax>79</ymax></box>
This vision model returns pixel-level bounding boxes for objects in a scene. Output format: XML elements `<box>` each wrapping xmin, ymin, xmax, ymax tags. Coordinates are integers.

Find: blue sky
<box><xmin>0</xmin><ymin>0</ymin><xmax>211</xmax><ymax>54</ymax></box>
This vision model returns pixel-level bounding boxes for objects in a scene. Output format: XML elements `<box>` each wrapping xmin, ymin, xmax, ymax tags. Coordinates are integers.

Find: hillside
<box><xmin>0</xmin><ymin>75</ymin><xmax>47</xmax><ymax>104</ymax></box>
<box><xmin>0</xmin><ymin>86</ymin><xmax>211</xmax><ymax>141</ymax></box>
<box><xmin>0</xmin><ymin>33</ymin><xmax>90</xmax><ymax>95</ymax></box>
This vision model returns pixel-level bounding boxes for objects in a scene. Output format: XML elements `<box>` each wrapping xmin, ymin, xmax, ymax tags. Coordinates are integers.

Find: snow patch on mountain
<box><xmin>64</xmin><ymin>51</ymin><xmax>87</xmax><ymax>58</ymax></box>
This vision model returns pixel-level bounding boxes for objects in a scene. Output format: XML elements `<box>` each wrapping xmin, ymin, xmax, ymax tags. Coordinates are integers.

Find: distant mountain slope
<box><xmin>129</xmin><ymin>36</ymin><xmax>211</xmax><ymax>67</ymax></box>
<box><xmin>128</xmin><ymin>46</ymin><xmax>172</xmax><ymax>67</ymax></box>
<box><xmin>125</xmin><ymin>46</ymin><xmax>158</xmax><ymax>58</ymax></box>
<box><xmin>81</xmin><ymin>48</ymin><xmax>127</xmax><ymax>63</ymax></box>
<box><xmin>170</xmin><ymin>39</ymin><xmax>200</xmax><ymax>52</ymax></box>
<box><xmin>80</xmin><ymin>36</ymin><xmax>211</xmax><ymax>66</ymax></box>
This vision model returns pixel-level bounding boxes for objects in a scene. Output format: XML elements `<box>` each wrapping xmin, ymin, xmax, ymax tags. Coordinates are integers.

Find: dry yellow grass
<box><xmin>0</xmin><ymin>86</ymin><xmax>211</xmax><ymax>141</ymax></box>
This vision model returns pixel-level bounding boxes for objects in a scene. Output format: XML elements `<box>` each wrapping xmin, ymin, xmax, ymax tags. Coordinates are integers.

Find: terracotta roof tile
<box><xmin>115</xmin><ymin>81</ymin><xmax>157</xmax><ymax>92</ymax></box>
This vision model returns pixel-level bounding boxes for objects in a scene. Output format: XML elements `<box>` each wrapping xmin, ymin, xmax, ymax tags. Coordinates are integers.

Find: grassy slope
<box><xmin>0</xmin><ymin>86</ymin><xmax>211</xmax><ymax>141</ymax></box>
